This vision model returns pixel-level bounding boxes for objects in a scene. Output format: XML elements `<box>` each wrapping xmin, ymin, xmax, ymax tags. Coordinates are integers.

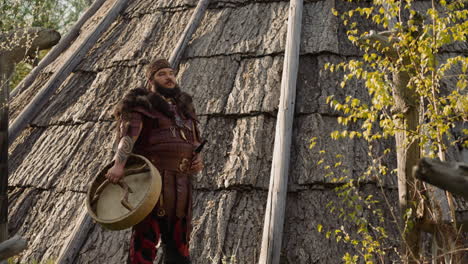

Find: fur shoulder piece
<box><xmin>175</xmin><ymin>91</ymin><xmax>198</xmax><ymax>121</ymax></box>
<box><xmin>113</xmin><ymin>88</ymin><xmax>197</xmax><ymax>121</ymax></box>
<box><xmin>113</xmin><ymin>88</ymin><xmax>152</xmax><ymax>120</ymax></box>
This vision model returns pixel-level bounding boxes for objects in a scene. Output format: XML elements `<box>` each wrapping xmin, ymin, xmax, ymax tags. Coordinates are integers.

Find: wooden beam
<box><xmin>56</xmin><ymin>202</ymin><xmax>94</xmax><ymax>264</ymax></box>
<box><xmin>0</xmin><ymin>67</ymin><xmax>9</xmax><ymax>245</ymax></box>
<box><xmin>1</xmin><ymin>26</ymin><xmax>60</xmax><ymax>247</ymax></box>
<box><xmin>10</xmin><ymin>0</ymin><xmax>107</xmax><ymax>99</ymax></box>
<box><xmin>258</xmin><ymin>1</ymin><xmax>303</xmax><ymax>263</ymax></box>
<box><xmin>0</xmin><ymin>235</ymin><xmax>27</xmax><ymax>261</ymax></box>
<box><xmin>8</xmin><ymin>0</ymin><xmax>128</xmax><ymax>146</ymax></box>
<box><xmin>169</xmin><ymin>0</ymin><xmax>210</xmax><ymax>68</ymax></box>
<box><xmin>414</xmin><ymin>158</ymin><xmax>468</xmax><ymax>200</ymax></box>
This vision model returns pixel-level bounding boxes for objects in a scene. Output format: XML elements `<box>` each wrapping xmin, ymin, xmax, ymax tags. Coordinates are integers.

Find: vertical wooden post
<box><xmin>0</xmin><ymin>64</ymin><xmax>9</xmax><ymax>246</ymax></box>
<box><xmin>169</xmin><ymin>0</ymin><xmax>210</xmax><ymax>68</ymax></box>
<box><xmin>258</xmin><ymin>1</ymin><xmax>303</xmax><ymax>263</ymax></box>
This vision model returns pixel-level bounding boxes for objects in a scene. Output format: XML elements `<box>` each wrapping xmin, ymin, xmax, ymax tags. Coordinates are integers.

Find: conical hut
<box><xmin>6</xmin><ymin>0</ymin><xmax>467</xmax><ymax>263</ymax></box>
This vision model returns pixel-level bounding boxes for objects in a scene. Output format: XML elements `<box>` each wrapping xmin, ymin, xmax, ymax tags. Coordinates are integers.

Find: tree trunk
<box><xmin>393</xmin><ymin>69</ymin><xmax>422</xmax><ymax>263</ymax></box>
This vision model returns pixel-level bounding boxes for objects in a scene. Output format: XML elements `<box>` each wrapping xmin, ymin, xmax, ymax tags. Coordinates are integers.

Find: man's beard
<box><xmin>152</xmin><ymin>81</ymin><xmax>181</xmax><ymax>98</ymax></box>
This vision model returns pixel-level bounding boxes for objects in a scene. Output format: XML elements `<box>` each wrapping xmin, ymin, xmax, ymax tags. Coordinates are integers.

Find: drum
<box><xmin>86</xmin><ymin>154</ymin><xmax>162</xmax><ymax>230</ymax></box>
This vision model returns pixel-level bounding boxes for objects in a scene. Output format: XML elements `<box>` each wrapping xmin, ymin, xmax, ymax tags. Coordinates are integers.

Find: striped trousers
<box><xmin>129</xmin><ymin>206</ymin><xmax>190</xmax><ymax>264</ymax></box>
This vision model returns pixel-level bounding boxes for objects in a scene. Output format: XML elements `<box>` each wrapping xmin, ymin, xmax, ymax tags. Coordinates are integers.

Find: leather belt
<box><xmin>150</xmin><ymin>155</ymin><xmax>192</xmax><ymax>173</ymax></box>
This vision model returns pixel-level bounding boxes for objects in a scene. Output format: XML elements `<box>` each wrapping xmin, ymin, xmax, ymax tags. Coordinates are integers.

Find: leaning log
<box><xmin>0</xmin><ymin>27</ymin><xmax>60</xmax><ymax>245</ymax></box>
<box><xmin>414</xmin><ymin>157</ymin><xmax>468</xmax><ymax>200</ymax></box>
<box><xmin>169</xmin><ymin>0</ymin><xmax>210</xmax><ymax>68</ymax></box>
<box><xmin>0</xmin><ymin>235</ymin><xmax>27</xmax><ymax>261</ymax></box>
<box><xmin>56</xmin><ymin>202</ymin><xmax>94</xmax><ymax>264</ymax></box>
<box><xmin>8</xmin><ymin>0</ymin><xmax>129</xmax><ymax>146</ymax></box>
<box><xmin>258</xmin><ymin>0</ymin><xmax>303</xmax><ymax>264</ymax></box>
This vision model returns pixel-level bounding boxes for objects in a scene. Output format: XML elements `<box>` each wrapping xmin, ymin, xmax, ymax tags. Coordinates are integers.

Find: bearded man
<box><xmin>105</xmin><ymin>59</ymin><xmax>204</xmax><ymax>264</ymax></box>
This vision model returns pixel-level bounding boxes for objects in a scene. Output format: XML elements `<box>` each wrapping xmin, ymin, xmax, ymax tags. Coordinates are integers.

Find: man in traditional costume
<box><xmin>105</xmin><ymin>59</ymin><xmax>203</xmax><ymax>264</ymax></box>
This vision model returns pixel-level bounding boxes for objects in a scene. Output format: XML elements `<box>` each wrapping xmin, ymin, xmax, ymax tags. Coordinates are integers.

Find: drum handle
<box><xmin>91</xmin><ymin>179</ymin><xmax>134</xmax><ymax>211</ymax></box>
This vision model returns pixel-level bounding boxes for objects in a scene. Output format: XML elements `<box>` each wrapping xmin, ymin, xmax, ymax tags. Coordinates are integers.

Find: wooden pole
<box><xmin>0</xmin><ymin>235</ymin><xmax>27</xmax><ymax>261</ymax></box>
<box><xmin>0</xmin><ymin>64</ymin><xmax>10</xmax><ymax>246</ymax></box>
<box><xmin>414</xmin><ymin>158</ymin><xmax>468</xmax><ymax>200</ymax></box>
<box><xmin>56</xmin><ymin>202</ymin><xmax>94</xmax><ymax>264</ymax></box>
<box><xmin>169</xmin><ymin>0</ymin><xmax>210</xmax><ymax>68</ymax></box>
<box><xmin>0</xmin><ymin>27</ymin><xmax>60</xmax><ymax>256</ymax></box>
<box><xmin>10</xmin><ymin>0</ymin><xmax>107</xmax><ymax>99</ymax></box>
<box><xmin>258</xmin><ymin>1</ymin><xmax>303</xmax><ymax>263</ymax></box>
<box><xmin>8</xmin><ymin>0</ymin><xmax>129</xmax><ymax>146</ymax></box>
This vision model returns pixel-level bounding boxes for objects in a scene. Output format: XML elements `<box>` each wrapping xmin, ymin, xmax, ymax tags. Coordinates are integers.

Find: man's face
<box><xmin>152</xmin><ymin>68</ymin><xmax>177</xmax><ymax>90</ymax></box>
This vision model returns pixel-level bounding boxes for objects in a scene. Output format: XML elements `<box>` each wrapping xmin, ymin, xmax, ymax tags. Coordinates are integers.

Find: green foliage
<box><xmin>9</xmin><ymin>49</ymin><xmax>49</xmax><ymax>88</ymax></box>
<box><xmin>314</xmin><ymin>149</ymin><xmax>388</xmax><ymax>263</ymax></box>
<box><xmin>221</xmin><ymin>255</ymin><xmax>238</xmax><ymax>264</ymax></box>
<box><xmin>1</xmin><ymin>0</ymin><xmax>91</xmax><ymax>33</ymax></box>
<box><xmin>1</xmin><ymin>0</ymin><xmax>90</xmax><ymax>90</ymax></box>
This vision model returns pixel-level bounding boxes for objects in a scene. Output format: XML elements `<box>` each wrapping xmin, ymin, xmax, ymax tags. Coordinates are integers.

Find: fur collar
<box><xmin>114</xmin><ymin>88</ymin><xmax>197</xmax><ymax>121</ymax></box>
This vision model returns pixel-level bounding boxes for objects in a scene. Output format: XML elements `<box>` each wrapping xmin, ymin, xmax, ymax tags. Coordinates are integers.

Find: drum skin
<box><xmin>86</xmin><ymin>154</ymin><xmax>162</xmax><ymax>230</ymax></box>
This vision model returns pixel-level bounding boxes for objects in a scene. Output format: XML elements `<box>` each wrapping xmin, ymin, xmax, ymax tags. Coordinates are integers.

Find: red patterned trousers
<box><xmin>129</xmin><ymin>206</ymin><xmax>190</xmax><ymax>264</ymax></box>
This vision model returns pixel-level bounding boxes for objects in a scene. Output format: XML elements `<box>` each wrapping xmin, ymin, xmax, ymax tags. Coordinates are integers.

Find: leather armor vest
<box><xmin>131</xmin><ymin>104</ymin><xmax>198</xmax><ymax>222</ymax></box>
<box><xmin>133</xmin><ymin>104</ymin><xmax>198</xmax><ymax>172</ymax></box>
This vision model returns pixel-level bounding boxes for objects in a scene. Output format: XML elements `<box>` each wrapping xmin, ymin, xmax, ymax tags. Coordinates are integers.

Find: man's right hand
<box><xmin>105</xmin><ymin>164</ymin><xmax>125</xmax><ymax>183</ymax></box>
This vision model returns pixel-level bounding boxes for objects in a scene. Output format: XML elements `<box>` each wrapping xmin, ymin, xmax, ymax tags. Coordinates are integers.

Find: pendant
<box><xmin>180</xmin><ymin>129</ymin><xmax>188</xmax><ymax>141</ymax></box>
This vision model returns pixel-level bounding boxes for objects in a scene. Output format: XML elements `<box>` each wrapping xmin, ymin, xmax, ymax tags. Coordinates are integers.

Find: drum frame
<box><xmin>86</xmin><ymin>154</ymin><xmax>162</xmax><ymax>230</ymax></box>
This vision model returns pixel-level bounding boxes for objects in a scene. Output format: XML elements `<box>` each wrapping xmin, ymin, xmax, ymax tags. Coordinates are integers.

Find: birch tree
<box><xmin>323</xmin><ymin>0</ymin><xmax>467</xmax><ymax>263</ymax></box>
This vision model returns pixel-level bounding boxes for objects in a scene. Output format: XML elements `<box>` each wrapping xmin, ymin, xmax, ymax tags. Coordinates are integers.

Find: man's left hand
<box><xmin>189</xmin><ymin>153</ymin><xmax>204</xmax><ymax>173</ymax></box>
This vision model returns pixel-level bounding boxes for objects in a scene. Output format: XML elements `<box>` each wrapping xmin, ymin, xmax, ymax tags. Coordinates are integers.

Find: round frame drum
<box><xmin>86</xmin><ymin>154</ymin><xmax>162</xmax><ymax>230</ymax></box>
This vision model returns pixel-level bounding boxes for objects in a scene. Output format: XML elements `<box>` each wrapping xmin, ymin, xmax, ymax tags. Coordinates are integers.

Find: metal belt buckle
<box><xmin>157</xmin><ymin>208</ymin><xmax>166</xmax><ymax>217</ymax></box>
<box><xmin>179</xmin><ymin>158</ymin><xmax>190</xmax><ymax>172</ymax></box>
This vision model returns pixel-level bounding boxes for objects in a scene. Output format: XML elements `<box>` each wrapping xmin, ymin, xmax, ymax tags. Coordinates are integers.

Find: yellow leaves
<box><xmin>331</xmin><ymin>8</ymin><xmax>338</xmax><ymax>17</ymax></box>
<box><xmin>351</xmin><ymin>98</ymin><xmax>361</xmax><ymax>107</ymax></box>
<box><xmin>343</xmin><ymin>253</ymin><xmax>358</xmax><ymax>264</ymax></box>
<box><xmin>309</xmin><ymin>137</ymin><xmax>318</xmax><ymax>149</ymax></box>
<box><xmin>318</xmin><ymin>4</ymin><xmax>467</xmax><ymax>260</ymax></box>
<box><xmin>443</xmin><ymin>105</ymin><xmax>452</xmax><ymax>116</ymax></box>
<box><xmin>340</xmin><ymin>81</ymin><xmax>346</xmax><ymax>88</ymax></box>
